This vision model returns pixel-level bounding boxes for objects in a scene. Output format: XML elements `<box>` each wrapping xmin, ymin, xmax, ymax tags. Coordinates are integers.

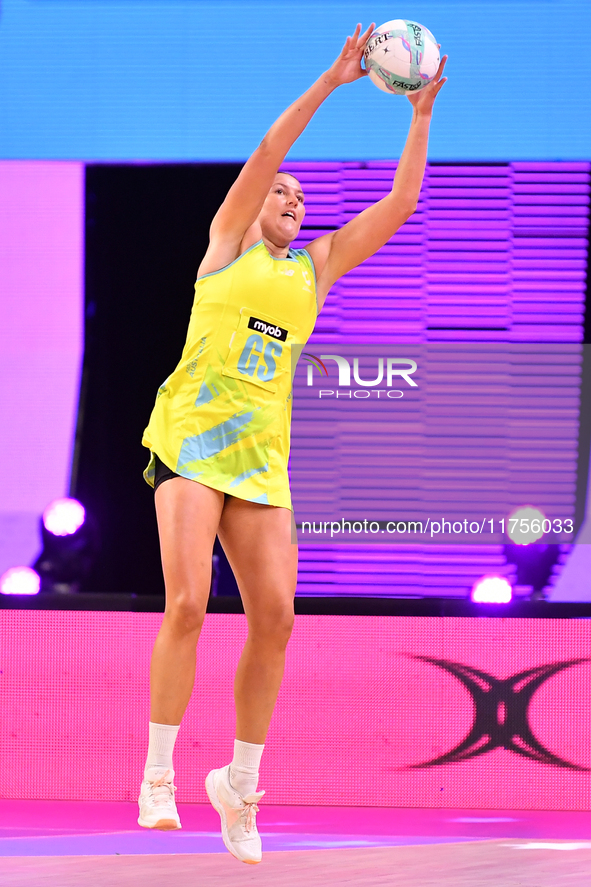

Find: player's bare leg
<box><xmin>205</xmin><ymin>497</ymin><xmax>297</xmax><ymax>863</ymax></box>
<box><xmin>138</xmin><ymin>476</ymin><xmax>224</xmax><ymax>831</ymax></box>
<box><xmin>218</xmin><ymin>497</ymin><xmax>297</xmax><ymax>744</ymax></box>
<box><xmin>151</xmin><ymin>477</ymin><xmax>224</xmax><ymax>724</ymax></box>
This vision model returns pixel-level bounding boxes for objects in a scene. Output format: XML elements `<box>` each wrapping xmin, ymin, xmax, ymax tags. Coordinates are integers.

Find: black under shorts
<box><xmin>153</xmin><ymin>453</ymin><xmax>181</xmax><ymax>492</ymax></box>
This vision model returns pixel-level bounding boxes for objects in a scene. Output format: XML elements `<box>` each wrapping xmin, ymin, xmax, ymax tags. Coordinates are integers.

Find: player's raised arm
<box><xmin>308</xmin><ymin>55</ymin><xmax>447</xmax><ymax>307</ymax></box>
<box><xmin>201</xmin><ymin>24</ymin><xmax>374</xmax><ymax>269</ymax></box>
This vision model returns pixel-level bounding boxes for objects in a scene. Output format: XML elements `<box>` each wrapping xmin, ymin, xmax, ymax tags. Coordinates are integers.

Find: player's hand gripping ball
<box><xmin>364</xmin><ymin>20</ymin><xmax>440</xmax><ymax>95</ymax></box>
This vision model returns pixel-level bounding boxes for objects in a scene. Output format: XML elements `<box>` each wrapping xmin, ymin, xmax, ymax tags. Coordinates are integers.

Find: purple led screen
<box><xmin>286</xmin><ymin>161</ymin><xmax>590</xmax><ymax>598</ymax></box>
<box><xmin>0</xmin><ymin>162</ymin><xmax>84</xmax><ymax>577</ymax></box>
<box><xmin>290</xmin><ymin>341</ymin><xmax>583</xmax><ymax>536</ymax></box>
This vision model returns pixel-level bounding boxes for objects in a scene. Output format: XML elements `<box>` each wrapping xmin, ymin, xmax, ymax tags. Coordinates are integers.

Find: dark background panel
<box><xmin>75</xmin><ymin>164</ymin><xmax>242</xmax><ymax>594</ymax></box>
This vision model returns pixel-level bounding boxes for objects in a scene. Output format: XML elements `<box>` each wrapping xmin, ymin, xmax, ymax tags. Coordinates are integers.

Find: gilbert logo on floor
<box><xmin>409</xmin><ymin>656</ymin><xmax>590</xmax><ymax>771</ymax></box>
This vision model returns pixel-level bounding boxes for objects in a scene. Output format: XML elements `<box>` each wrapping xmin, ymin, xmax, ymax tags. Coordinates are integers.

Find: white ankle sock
<box><xmin>144</xmin><ymin>721</ymin><xmax>180</xmax><ymax>778</ymax></box>
<box><xmin>229</xmin><ymin>739</ymin><xmax>265</xmax><ymax>797</ymax></box>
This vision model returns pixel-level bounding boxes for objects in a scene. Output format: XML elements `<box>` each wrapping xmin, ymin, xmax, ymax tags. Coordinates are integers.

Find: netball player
<box><xmin>137</xmin><ymin>24</ymin><xmax>447</xmax><ymax>864</ymax></box>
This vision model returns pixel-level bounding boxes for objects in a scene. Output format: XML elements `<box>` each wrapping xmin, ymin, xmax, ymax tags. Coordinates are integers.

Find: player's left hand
<box><xmin>326</xmin><ymin>23</ymin><xmax>376</xmax><ymax>87</ymax></box>
<box><xmin>407</xmin><ymin>53</ymin><xmax>448</xmax><ymax>114</ymax></box>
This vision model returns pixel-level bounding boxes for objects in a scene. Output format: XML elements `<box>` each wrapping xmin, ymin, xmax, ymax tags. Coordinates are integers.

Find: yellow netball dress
<box><xmin>142</xmin><ymin>240</ymin><xmax>317</xmax><ymax>510</ymax></box>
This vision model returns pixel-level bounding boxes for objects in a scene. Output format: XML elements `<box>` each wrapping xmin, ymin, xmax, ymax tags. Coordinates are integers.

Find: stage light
<box><xmin>33</xmin><ymin>498</ymin><xmax>98</xmax><ymax>593</ymax></box>
<box><xmin>471</xmin><ymin>575</ymin><xmax>512</xmax><ymax>604</ymax></box>
<box><xmin>503</xmin><ymin>542</ymin><xmax>560</xmax><ymax>601</ymax></box>
<box><xmin>0</xmin><ymin>566</ymin><xmax>41</xmax><ymax>595</ymax></box>
<box><xmin>503</xmin><ymin>504</ymin><xmax>560</xmax><ymax>600</ymax></box>
<box><xmin>507</xmin><ymin>505</ymin><xmax>546</xmax><ymax>545</ymax></box>
<box><xmin>43</xmin><ymin>498</ymin><xmax>86</xmax><ymax>536</ymax></box>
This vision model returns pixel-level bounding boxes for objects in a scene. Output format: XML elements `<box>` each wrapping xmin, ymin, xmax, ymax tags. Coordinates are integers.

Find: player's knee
<box><xmin>165</xmin><ymin>596</ymin><xmax>206</xmax><ymax>635</ymax></box>
<box><xmin>275</xmin><ymin>607</ymin><xmax>295</xmax><ymax>646</ymax></box>
<box><xmin>250</xmin><ymin>603</ymin><xmax>294</xmax><ymax>648</ymax></box>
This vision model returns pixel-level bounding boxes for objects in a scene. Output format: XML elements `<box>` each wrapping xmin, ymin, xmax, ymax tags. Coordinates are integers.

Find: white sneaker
<box><xmin>205</xmin><ymin>764</ymin><xmax>265</xmax><ymax>864</ymax></box>
<box><xmin>138</xmin><ymin>767</ymin><xmax>182</xmax><ymax>830</ymax></box>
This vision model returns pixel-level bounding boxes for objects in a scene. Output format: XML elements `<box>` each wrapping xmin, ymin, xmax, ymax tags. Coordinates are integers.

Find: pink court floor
<box><xmin>3</xmin><ymin>801</ymin><xmax>591</xmax><ymax>886</ymax></box>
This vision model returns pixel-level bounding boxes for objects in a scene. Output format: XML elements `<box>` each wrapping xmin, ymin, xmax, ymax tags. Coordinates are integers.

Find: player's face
<box><xmin>259</xmin><ymin>176</ymin><xmax>305</xmax><ymax>245</ymax></box>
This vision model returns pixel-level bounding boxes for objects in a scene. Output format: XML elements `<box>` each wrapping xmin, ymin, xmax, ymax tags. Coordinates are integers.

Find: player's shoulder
<box><xmin>299</xmin><ymin>232</ymin><xmax>334</xmax><ymax>280</ymax></box>
<box><xmin>197</xmin><ymin>228</ymin><xmax>263</xmax><ymax>279</ymax></box>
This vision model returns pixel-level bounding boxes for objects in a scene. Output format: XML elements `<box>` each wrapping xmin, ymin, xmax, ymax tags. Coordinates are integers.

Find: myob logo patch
<box><xmin>248</xmin><ymin>316</ymin><xmax>288</xmax><ymax>342</ymax></box>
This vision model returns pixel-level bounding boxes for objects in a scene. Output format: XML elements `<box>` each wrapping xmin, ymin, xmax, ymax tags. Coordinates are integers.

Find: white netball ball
<box><xmin>364</xmin><ymin>19</ymin><xmax>440</xmax><ymax>95</ymax></box>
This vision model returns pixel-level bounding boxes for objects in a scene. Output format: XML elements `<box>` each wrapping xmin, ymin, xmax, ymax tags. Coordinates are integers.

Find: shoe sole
<box><xmin>137</xmin><ymin>816</ymin><xmax>181</xmax><ymax>830</ymax></box>
<box><xmin>205</xmin><ymin>770</ymin><xmax>260</xmax><ymax>865</ymax></box>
